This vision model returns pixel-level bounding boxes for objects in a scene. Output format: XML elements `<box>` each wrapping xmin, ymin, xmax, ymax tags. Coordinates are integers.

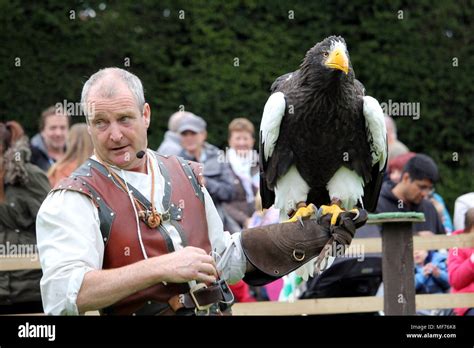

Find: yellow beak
<box><xmin>325</xmin><ymin>47</ymin><xmax>349</xmax><ymax>74</ymax></box>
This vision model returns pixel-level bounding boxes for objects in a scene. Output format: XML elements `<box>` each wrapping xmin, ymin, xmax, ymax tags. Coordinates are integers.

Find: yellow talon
<box><xmin>349</xmin><ymin>208</ymin><xmax>359</xmax><ymax>215</ymax></box>
<box><xmin>285</xmin><ymin>203</ymin><xmax>316</xmax><ymax>223</ymax></box>
<box><xmin>320</xmin><ymin>204</ymin><xmax>345</xmax><ymax>225</ymax></box>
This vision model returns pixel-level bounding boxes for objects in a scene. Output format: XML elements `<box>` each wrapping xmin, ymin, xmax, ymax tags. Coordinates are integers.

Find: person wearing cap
<box><xmin>376</xmin><ymin>153</ymin><xmax>446</xmax><ymax>235</ymax></box>
<box><xmin>178</xmin><ymin>114</ymin><xmax>239</xmax><ymax>232</ymax></box>
<box><xmin>36</xmin><ymin>67</ymin><xmax>367</xmax><ymax>316</ymax></box>
<box><xmin>156</xmin><ymin>111</ymin><xmax>188</xmax><ymax>156</ymax></box>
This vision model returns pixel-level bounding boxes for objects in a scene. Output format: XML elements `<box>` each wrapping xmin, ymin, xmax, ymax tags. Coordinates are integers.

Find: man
<box><xmin>156</xmin><ymin>111</ymin><xmax>188</xmax><ymax>156</ymax></box>
<box><xmin>36</xmin><ymin>67</ymin><xmax>366</xmax><ymax>315</ymax></box>
<box><xmin>31</xmin><ymin>105</ymin><xmax>69</xmax><ymax>171</ymax></box>
<box><xmin>377</xmin><ymin>153</ymin><xmax>445</xmax><ymax>235</ymax></box>
<box><xmin>178</xmin><ymin>113</ymin><xmax>237</xmax><ymax>232</ymax></box>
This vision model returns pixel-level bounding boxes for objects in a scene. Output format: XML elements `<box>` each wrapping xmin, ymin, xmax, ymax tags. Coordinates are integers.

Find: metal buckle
<box><xmin>190</xmin><ymin>283</ymin><xmax>212</xmax><ymax>312</ymax></box>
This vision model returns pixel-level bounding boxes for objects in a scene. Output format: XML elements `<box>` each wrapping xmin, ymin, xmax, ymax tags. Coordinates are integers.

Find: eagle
<box><xmin>259</xmin><ymin>36</ymin><xmax>387</xmax><ymax>278</ymax></box>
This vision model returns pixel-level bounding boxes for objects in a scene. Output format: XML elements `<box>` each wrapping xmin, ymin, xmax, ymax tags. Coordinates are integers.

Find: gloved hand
<box><xmin>326</xmin><ymin>209</ymin><xmax>368</xmax><ymax>246</ymax></box>
<box><xmin>241</xmin><ymin>209</ymin><xmax>368</xmax><ymax>286</ymax></box>
<box><xmin>312</xmin><ymin>209</ymin><xmax>368</xmax><ymax>274</ymax></box>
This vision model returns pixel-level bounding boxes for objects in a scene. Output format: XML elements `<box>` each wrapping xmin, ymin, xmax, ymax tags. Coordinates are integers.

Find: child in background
<box><xmin>414</xmin><ymin>249</ymin><xmax>450</xmax><ymax>294</ymax></box>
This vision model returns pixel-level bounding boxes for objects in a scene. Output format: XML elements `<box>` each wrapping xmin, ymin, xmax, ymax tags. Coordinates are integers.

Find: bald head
<box><xmin>81</xmin><ymin>67</ymin><xmax>145</xmax><ymax>119</ymax></box>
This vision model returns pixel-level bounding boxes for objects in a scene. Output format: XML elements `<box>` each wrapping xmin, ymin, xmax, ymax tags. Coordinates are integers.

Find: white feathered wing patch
<box><xmin>363</xmin><ymin>96</ymin><xmax>387</xmax><ymax>171</ymax></box>
<box><xmin>260</xmin><ymin>92</ymin><xmax>286</xmax><ymax>161</ymax></box>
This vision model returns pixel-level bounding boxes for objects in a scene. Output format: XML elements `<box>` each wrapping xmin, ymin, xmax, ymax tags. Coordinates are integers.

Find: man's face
<box><xmin>41</xmin><ymin>114</ymin><xmax>69</xmax><ymax>151</ymax></box>
<box><xmin>86</xmin><ymin>84</ymin><xmax>150</xmax><ymax>170</ymax></box>
<box><xmin>181</xmin><ymin>130</ymin><xmax>206</xmax><ymax>153</ymax></box>
<box><xmin>400</xmin><ymin>173</ymin><xmax>434</xmax><ymax>205</ymax></box>
<box><xmin>228</xmin><ymin>130</ymin><xmax>255</xmax><ymax>154</ymax></box>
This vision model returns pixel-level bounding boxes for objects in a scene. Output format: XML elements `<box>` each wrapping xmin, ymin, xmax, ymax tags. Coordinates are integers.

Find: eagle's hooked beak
<box><xmin>325</xmin><ymin>47</ymin><xmax>349</xmax><ymax>75</ymax></box>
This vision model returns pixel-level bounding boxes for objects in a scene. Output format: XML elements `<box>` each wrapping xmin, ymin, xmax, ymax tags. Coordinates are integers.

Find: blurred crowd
<box><xmin>0</xmin><ymin>105</ymin><xmax>473</xmax><ymax>315</ymax></box>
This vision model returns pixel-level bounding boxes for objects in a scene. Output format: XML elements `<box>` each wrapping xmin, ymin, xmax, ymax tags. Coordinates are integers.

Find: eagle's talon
<box><xmin>284</xmin><ymin>203</ymin><xmax>316</xmax><ymax>223</ymax></box>
<box><xmin>297</xmin><ymin>216</ymin><xmax>304</xmax><ymax>227</ymax></box>
<box><xmin>320</xmin><ymin>203</ymin><xmax>346</xmax><ymax>226</ymax></box>
<box><xmin>350</xmin><ymin>208</ymin><xmax>360</xmax><ymax>221</ymax></box>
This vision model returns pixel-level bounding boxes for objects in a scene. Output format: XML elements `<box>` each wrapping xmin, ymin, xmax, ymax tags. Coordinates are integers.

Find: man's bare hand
<box><xmin>153</xmin><ymin>246</ymin><xmax>218</xmax><ymax>284</ymax></box>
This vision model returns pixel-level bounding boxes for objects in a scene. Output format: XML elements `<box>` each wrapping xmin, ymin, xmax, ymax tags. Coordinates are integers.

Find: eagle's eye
<box><xmin>322</xmin><ymin>52</ymin><xmax>329</xmax><ymax>58</ymax></box>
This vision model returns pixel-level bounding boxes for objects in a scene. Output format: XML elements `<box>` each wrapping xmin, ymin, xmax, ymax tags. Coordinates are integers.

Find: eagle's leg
<box><xmin>285</xmin><ymin>202</ymin><xmax>316</xmax><ymax>224</ymax></box>
<box><xmin>319</xmin><ymin>199</ymin><xmax>360</xmax><ymax>225</ymax></box>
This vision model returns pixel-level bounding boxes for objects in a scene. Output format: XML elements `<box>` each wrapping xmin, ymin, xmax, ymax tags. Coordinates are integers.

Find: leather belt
<box><xmin>168</xmin><ymin>280</ymin><xmax>233</xmax><ymax>312</ymax></box>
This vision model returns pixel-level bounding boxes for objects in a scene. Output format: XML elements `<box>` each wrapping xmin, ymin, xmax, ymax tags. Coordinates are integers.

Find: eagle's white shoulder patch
<box><xmin>260</xmin><ymin>92</ymin><xmax>286</xmax><ymax>161</ymax></box>
<box><xmin>363</xmin><ymin>96</ymin><xmax>387</xmax><ymax>171</ymax></box>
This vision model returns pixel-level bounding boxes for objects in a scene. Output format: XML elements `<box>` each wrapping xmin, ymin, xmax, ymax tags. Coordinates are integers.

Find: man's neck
<box><xmin>128</xmin><ymin>156</ymin><xmax>148</xmax><ymax>174</ymax></box>
<box><xmin>47</xmin><ymin>146</ymin><xmax>64</xmax><ymax>161</ymax></box>
<box><xmin>189</xmin><ymin>148</ymin><xmax>202</xmax><ymax>161</ymax></box>
<box><xmin>391</xmin><ymin>184</ymin><xmax>406</xmax><ymax>204</ymax></box>
<box><xmin>93</xmin><ymin>152</ymin><xmax>148</xmax><ymax>175</ymax></box>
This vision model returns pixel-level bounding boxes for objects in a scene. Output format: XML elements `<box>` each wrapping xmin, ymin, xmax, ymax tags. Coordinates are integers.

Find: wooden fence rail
<box><xmin>233</xmin><ymin>293</ymin><xmax>474</xmax><ymax>315</ymax></box>
<box><xmin>1</xmin><ymin>213</ymin><xmax>473</xmax><ymax>316</ymax></box>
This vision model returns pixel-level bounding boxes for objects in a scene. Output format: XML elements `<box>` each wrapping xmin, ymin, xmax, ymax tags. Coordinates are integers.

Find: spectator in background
<box><xmin>48</xmin><ymin>123</ymin><xmax>94</xmax><ymax>187</ymax></box>
<box><xmin>248</xmin><ymin>190</ymin><xmax>280</xmax><ymax>230</ymax></box>
<box><xmin>222</xmin><ymin>118</ymin><xmax>259</xmax><ymax>231</ymax></box>
<box><xmin>384</xmin><ymin>115</ymin><xmax>409</xmax><ymax>161</ymax></box>
<box><xmin>387</xmin><ymin>151</ymin><xmax>416</xmax><ymax>184</ymax></box>
<box><xmin>448</xmin><ymin>208</ymin><xmax>474</xmax><ymax>316</ymax></box>
<box><xmin>430</xmin><ymin>194</ymin><xmax>454</xmax><ymax>235</ymax></box>
<box><xmin>178</xmin><ymin>113</ymin><xmax>236</xmax><ymax>231</ymax></box>
<box><xmin>224</xmin><ymin>119</ymin><xmax>263</xmax><ymax>302</ymax></box>
<box><xmin>414</xmin><ymin>247</ymin><xmax>450</xmax><ymax>295</ymax></box>
<box><xmin>388</xmin><ymin>152</ymin><xmax>454</xmax><ymax>234</ymax></box>
<box><xmin>453</xmin><ymin>193</ymin><xmax>474</xmax><ymax>231</ymax></box>
<box><xmin>157</xmin><ymin>111</ymin><xmax>188</xmax><ymax>156</ymax></box>
<box><xmin>31</xmin><ymin>105</ymin><xmax>69</xmax><ymax>171</ymax></box>
<box><xmin>377</xmin><ymin>154</ymin><xmax>445</xmax><ymax>235</ymax></box>
<box><xmin>0</xmin><ymin>121</ymin><xmax>50</xmax><ymax>314</ymax></box>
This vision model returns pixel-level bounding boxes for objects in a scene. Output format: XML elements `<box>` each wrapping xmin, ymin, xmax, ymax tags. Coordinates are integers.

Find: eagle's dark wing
<box><xmin>259</xmin><ymin>92</ymin><xmax>287</xmax><ymax>209</ymax></box>
<box><xmin>270</xmin><ymin>71</ymin><xmax>296</xmax><ymax>93</ymax></box>
<box><xmin>361</xmin><ymin>96</ymin><xmax>388</xmax><ymax>212</ymax></box>
<box><xmin>354</xmin><ymin>78</ymin><xmax>366</xmax><ymax>96</ymax></box>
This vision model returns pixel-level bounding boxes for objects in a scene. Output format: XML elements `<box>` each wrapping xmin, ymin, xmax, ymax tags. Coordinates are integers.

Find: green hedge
<box><xmin>0</xmin><ymin>0</ymin><xmax>472</xmax><ymax>212</ymax></box>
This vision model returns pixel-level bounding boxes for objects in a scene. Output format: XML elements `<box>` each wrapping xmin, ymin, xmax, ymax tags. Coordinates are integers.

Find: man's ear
<box><xmin>401</xmin><ymin>172</ymin><xmax>410</xmax><ymax>183</ymax></box>
<box><xmin>143</xmin><ymin>103</ymin><xmax>151</xmax><ymax>128</ymax></box>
